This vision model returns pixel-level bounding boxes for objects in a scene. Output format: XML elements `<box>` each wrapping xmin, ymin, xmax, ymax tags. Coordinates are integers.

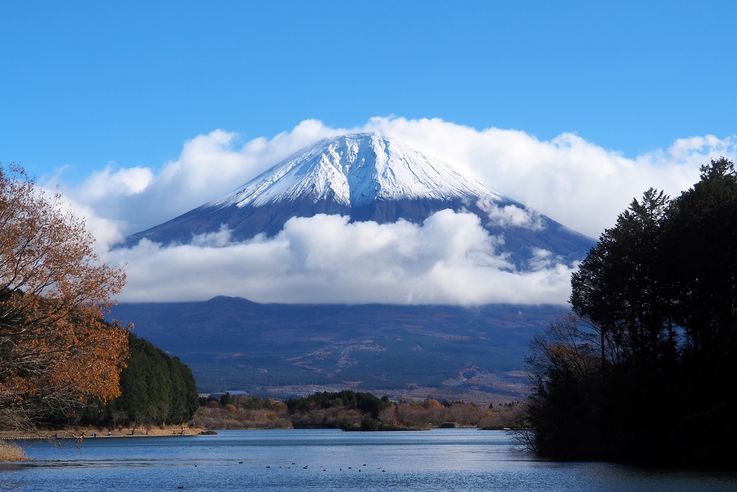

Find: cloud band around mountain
<box><xmin>47</xmin><ymin>116</ymin><xmax>737</xmax><ymax>305</ymax></box>
<box><xmin>107</xmin><ymin>211</ymin><xmax>576</xmax><ymax>305</ymax></box>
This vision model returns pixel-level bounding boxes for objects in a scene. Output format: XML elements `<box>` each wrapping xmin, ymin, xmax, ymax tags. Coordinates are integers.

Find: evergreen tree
<box><xmin>528</xmin><ymin>158</ymin><xmax>737</xmax><ymax>468</ymax></box>
<box><xmin>93</xmin><ymin>333</ymin><xmax>199</xmax><ymax>427</ymax></box>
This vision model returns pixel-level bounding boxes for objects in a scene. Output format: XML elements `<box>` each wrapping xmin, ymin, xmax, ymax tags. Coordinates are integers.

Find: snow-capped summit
<box><xmin>214</xmin><ymin>133</ymin><xmax>497</xmax><ymax>209</ymax></box>
<box><xmin>126</xmin><ymin>133</ymin><xmax>592</xmax><ymax>266</ymax></box>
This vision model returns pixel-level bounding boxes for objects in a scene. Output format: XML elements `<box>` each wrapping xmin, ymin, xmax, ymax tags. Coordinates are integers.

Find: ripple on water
<box><xmin>3</xmin><ymin>429</ymin><xmax>737</xmax><ymax>491</ymax></box>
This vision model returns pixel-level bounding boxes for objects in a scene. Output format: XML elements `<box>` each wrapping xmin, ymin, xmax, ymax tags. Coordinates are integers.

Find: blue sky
<box><xmin>3</xmin><ymin>1</ymin><xmax>736</xmax><ymax>304</ymax></box>
<box><xmin>1</xmin><ymin>0</ymin><xmax>736</xmax><ymax>182</ymax></box>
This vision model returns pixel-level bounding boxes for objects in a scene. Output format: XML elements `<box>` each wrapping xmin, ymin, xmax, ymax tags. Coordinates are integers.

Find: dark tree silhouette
<box><xmin>527</xmin><ymin>158</ymin><xmax>737</xmax><ymax>468</ymax></box>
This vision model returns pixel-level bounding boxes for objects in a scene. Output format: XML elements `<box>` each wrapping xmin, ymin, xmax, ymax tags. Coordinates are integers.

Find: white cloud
<box><xmin>527</xmin><ymin>248</ymin><xmax>566</xmax><ymax>271</ymax></box>
<box><xmin>477</xmin><ymin>197</ymin><xmax>544</xmax><ymax>230</ymax></box>
<box><xmin>53</xmin><ymin>116</ymin><xmax>736</xmax><ymax>240</ymax></box>
<box><xmin>78</xmin><ymin>165</ymin><xmax>154</xmax><ymax>202</ymax></box>
<box><xmin>50</xmin><ymin>120</ymin><xmax>344</xmax><ymax>235</ymax></box>
<box><xmin>45</xmin><ymin>116</ymin><xmax>737</xmax><ymax>304</ymax></box>
<box><xmin>107</xmin><ymin>211</ymin><xmax>573</xmax><ymax>305</ymax></box>
<box><xmin>189</xmin><ymin>225</ymin><xmax>234</xmax><ymax>248</ymax></box>
<box><xmin>359</xmin><ymin>117</ymin><xmax>737</xmax><ymax>237</ymax></box>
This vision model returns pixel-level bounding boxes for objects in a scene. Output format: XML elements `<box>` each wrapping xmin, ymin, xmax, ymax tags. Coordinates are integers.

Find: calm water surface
<box><xmin>2</xmin><ymin>429</ymin><xmax>736</xmax><ymax>491</ymax></box>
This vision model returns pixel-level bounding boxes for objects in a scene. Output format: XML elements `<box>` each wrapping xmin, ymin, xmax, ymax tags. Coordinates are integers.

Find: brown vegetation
<box><xmin>0</xmin><ymin>165</ymin><xmax>128</xmax><ymax>430</ymax></box>
<box><xmin>477</xmin><ymin>402</ymin><xmax>527</xmax><ymax>429</ymax></box>
<box><xmin>0</xmin><ymin>442</ymin><xmax>28</xmax><ymax>461</ymax></box>
<box><xmin>194</xmin><ymin>392</ymin><xmax>526</xmax><ymax>431</ymax></box>
<box><xmin>193</xmin><ymin>396</ymin><xmax>291</xmax><ymax>429</ymax></box>
<box><xmin>0</xmin><ymin>424</ymin><xmax>203</xmax><ymax>440</ymax></box>
<box><xmin>381</xmin><ymin>400</ymin><xmax>525</xmax><ymax>430</ymax></box>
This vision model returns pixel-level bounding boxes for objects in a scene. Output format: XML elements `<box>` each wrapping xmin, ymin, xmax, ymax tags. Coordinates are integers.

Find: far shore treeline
<box><xmin>194</xmin><ymin>390</ymin><xmax>525</xmax><ymax>431</ymax></box>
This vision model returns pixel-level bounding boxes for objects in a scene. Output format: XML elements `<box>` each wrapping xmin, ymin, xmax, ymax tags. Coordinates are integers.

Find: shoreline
<box><xmin>0</xmin><ymin>425</ymin><xmax>205</xmax><ymax>441</ymax></box>
<box><xmin>0</xmin><ymin>422</ymin><xmax>523</xmax><ymax>442</ymax></box>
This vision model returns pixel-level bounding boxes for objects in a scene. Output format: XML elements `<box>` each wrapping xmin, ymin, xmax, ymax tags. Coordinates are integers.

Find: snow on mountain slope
<box><xmin>212</xmin><ymin>133</ymin><xmax>497</xmax><ymax>208</ymax></box>
<box><xmin>125</xmin><ymin>132</ymin><xmax>593</xmax><ymax>266</ymax></box>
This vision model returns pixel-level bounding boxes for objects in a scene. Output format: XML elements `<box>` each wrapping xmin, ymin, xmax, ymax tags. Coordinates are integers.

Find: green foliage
<box><xmin>286</xmin><ymin>390</ymin><xmax>392</xmax><ymax>419</ymax></box>
<box><xmin>98</xmin><ymin>333</ymin><xmax>199</xmax><ymax>426</ymax></box>
<box><xmin>359</xmin><ymin>415</ymin><xmax>380</xmax><ymax>431</ymax></box>
<box><xmin>528</xmin><ymin>158</ymin><xmax>737</xmax><ymax>468</ymax></box>
<box><xmin>200</xmin><ymin>393</ymin><xmax>283</xmax><ymax>410</ymax></box>
<box><xmin>219</xmin><ymin>392</ymin><xmax>236</xmax><ymax>407</ymax></box>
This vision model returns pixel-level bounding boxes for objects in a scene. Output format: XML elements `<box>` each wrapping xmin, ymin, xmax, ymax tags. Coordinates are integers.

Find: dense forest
<box><xmin>527</xmin><ymin>158</ymin><xmax>737</xmax><ymax>468</ymax></box>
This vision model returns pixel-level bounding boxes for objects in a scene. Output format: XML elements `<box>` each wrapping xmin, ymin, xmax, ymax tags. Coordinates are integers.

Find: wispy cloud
<box><xmin>477</xmin><ymin>198</ymin><xmax>544</xmax><ymax>231</ymax></box>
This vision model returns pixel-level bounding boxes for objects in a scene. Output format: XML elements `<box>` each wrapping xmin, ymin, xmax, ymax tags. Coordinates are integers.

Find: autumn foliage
<box><xmin>0</xmin><ymin>165</ymin><xmax>128</xmax><ymax>429</ymax></box>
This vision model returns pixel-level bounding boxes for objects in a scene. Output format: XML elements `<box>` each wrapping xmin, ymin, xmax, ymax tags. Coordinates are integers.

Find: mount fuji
<box><xmin>126</xmin><ymin>133</ymin><xmax>592</xmax><ymax>266</ymax></box>
<box><xmin>117</xmin><ymin>133</ymin><xmax>594</xmax><ymax>399</ymax></box>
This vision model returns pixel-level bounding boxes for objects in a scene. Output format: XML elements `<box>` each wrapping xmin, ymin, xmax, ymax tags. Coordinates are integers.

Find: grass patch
<box><xmin>0</xmin><ymin>442</ymin><xmax>28</xmax><ymax>462</ymax></box>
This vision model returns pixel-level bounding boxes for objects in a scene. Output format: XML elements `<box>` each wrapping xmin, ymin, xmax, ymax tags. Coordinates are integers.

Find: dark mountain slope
<box><xmin>112</xmin><ymin>297</ymin><xmax>567</xmax><ymax>402</ymax></box>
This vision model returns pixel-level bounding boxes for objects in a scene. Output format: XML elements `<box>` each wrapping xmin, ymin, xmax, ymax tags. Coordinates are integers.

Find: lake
<box><xmin>2</xmin><ymin>429</ymin><xmax>736</xmax><ymax>491</ymax></box>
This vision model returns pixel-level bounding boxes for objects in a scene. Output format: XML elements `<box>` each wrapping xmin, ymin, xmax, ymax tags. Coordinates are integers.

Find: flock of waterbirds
<box><xmin>265</xmin><ymin>462</ymin><xmax>387</xmax><ymax>473</ymax></box>
<box><xmin>182</xmin><ymin>461</ymin><xmax>388</xmax><ymax>472</ymax></box>
<box><xmin>175</xmin><ymin>460</ymin><xmax>388</xmax><ymax>489</ymax></box>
